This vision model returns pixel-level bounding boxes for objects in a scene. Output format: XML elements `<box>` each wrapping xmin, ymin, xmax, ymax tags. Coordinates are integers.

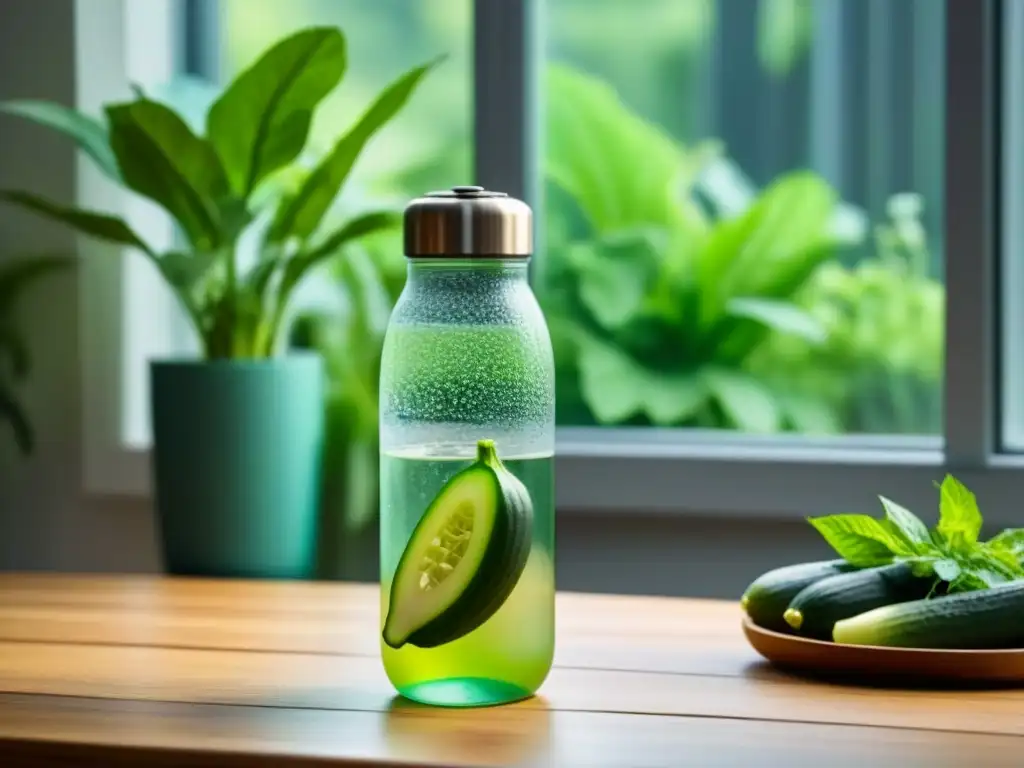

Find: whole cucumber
<box><xmin>741</xmin><ymin>560</ymin><xmax>856</xmax><ymax>632</ymax></box>
<box><xmin>784</xmin><ymin>563</ymin><xmax>933</xmax><ymax>640</ymax></box>
<box><xmin>834</xmin><ymin>580</ymin><xmax>1024</xmax><ymax>649</ymax></box>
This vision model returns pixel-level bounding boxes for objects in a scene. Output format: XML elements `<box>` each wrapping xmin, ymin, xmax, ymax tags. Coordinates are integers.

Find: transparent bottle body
<box><xmin>379</xmin><ymin>259</ymin><xmax>555</xmax><ymax>707</ymax></box>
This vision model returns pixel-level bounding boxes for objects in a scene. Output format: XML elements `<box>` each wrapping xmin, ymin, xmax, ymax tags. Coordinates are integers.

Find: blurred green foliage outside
<box><xmin>212</xmin><ymin>0</ymin><xmax>944</xmax><ymax>531</ymax></box>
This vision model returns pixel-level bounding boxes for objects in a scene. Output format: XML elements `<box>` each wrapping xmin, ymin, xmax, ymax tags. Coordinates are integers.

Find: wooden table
<box><xmin>0</xmin><ymin>575</ymin><xmax>1021</xmax><ymax>767</ymax></box>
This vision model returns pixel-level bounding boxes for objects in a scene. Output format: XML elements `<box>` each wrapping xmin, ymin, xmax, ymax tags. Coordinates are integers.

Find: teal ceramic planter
<box><xmin>150</xmin><ymin>354</ymin><xmax>325</xmax><ymax>579</ymax></box>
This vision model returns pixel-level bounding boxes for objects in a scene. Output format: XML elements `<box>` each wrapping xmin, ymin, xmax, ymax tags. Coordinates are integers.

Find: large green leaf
<box><xmin>643</xmin><ymin>373</ymin><xmax>707</xmax><ymax>425</ymax></box>
<box><xmin>725</xmin><ymin>297</ymin><xmax>825</xmax><ymax>344</ymax></box>
<box><xmin>207</xmin><ymin>27</ymin><xmax>346</xmax><ymax>197</ymax></box>
<box><xmin>290</xmin><ymin>210</ymin><xmax>403</xmax><ymax>286</ymax></box>
<box><xmin>575</xmin><ymin>331</ymin><xmax>707</xmax><ymax>425</ymax></box>
<box><xmin>546</xmin><ymin>64</ymin><xmax>711</xmax><ymax>234</ymax></box>
<box><xmin>565</xmin><ymin>230</ymin><xmax>662</xmax><ymax>330</ymax></box>
<box><xmin>268</xmin><ymin>57</ymin><xmax>441</xmax><ymax>243</ymax></box>
<box><xmin>697</xmin><ymin>171</ymin><xmax>836</xmax><ymax>326</ymax></box>
<box><xmin>106</xmin><ymin>100</ymin><xmax>224</xmax><ymax>249</ymax></box>
<box><xmin>693</xmin><ymin>202</ymin><xmax>763</xmax><ymax>326</ymax></box>
<box><xmin>702</xmin><ymin>367</ymin><xmax>781</xmax><ymax>433</ymax></box>
<box><xmin>0</xmin><ymin>100</ymin><xmax>120</xmax><ymax>181</ymax></box>
<box><xmin>0</xmin><ymin>191</ymin><xmax>153</xmax><ymax>254</ymax></box>
<box><xmin>574</xmin><ymin>336</ymin><xmax>646</xmax><ymax>423</ymax></box>
<box><xmin>730</xmin><ymin>173</ymin><xmax>838</xmax><ymax>295</ymax></box>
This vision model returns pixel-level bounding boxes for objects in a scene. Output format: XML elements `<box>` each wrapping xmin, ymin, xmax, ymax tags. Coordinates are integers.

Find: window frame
<box><xmin>80</xmin><ymin>0</ymin><xmax>181</xmax><ymax>496</ymax></box>
<box><xmin>83</xmin><ymin>0</ymin><xmax>1023</xmax><ymax>527</ymax></box>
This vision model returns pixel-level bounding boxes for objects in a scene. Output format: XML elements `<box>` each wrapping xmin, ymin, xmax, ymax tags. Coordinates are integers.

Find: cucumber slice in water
<box><xmin>383</xmin><ymin>439</ymin><xmax>533</xmax><ymax>650</ymax></box>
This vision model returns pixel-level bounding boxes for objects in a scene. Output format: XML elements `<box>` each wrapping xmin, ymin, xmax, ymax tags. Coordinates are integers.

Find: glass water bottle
<box><xmin>379</xmin><ymin>186</ymin><xmax>555</xmax><ymax>707</ymax></box>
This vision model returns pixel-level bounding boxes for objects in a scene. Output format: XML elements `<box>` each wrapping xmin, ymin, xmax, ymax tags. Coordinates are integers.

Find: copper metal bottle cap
<box><xmin>403</xmin><ymin>186</ymin><xmax>533</xmax><ymax>257</ymax></box>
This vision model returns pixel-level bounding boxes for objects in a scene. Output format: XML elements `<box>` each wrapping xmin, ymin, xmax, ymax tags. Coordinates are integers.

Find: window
<box><xmin>83</xmin><ymin>0</ymin><xmax>1020</xmax><ymax>525</ymax></box>
<box><xmin>543</xmin><ymin>0</ymin><xmax>944</xmax><ymax>437</ymax></box>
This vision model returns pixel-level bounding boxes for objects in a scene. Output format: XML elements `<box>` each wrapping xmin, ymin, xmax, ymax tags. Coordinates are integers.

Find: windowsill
<box><xmin>93</xmin><ymin>430</ymin><xmax>1024</xmax><ymax>530</ymax></box>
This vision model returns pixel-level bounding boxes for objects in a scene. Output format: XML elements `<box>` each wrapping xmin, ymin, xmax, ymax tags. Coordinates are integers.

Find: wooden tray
<box><xmin>742</xmin><ymin>617</ymin><xmax>1024</xmax><ymax>686</ymax></box>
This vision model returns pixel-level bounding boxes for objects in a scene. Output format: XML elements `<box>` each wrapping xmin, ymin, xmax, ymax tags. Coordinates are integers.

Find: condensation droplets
<box><xmin>380</xmin><ymin>263</ymin><xmax>555</xmax><ymax>437</ymax></box>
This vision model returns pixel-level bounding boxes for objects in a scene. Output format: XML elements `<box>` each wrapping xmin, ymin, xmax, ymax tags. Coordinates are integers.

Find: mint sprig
<box><xmin>808</xmin><ymin>474</ymin><xmax>1024</xmax><ymax>595</ymax></box>
<box><xmin>989</xmin><ymin>528</ymin><xmax>1024</xmax><ymax>558</ymax></box>
<box><xmin>807</xmin><ymin>514</ymin><xmax>915</xmax><ymax>567</ymax></box>
<box><xmin>937</xmin><ymin>475</ymin><xmax>983</xmax><ymax>549</ymax></box>
<box><xmin>879</xmin><ymin>496</ymin><xmax>931</xmax><ymax>547</ymax></box>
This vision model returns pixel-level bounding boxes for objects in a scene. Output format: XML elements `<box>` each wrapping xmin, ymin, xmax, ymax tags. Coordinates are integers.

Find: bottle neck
<box><xmin>404</xmin><ymin>257</ymin><xmax>530</xmax><ymax>286</ymax></box>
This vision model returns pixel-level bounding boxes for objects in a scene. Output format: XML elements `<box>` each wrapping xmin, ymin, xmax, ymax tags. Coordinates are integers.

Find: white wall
<box><xmin>0</xmin><ymin>0</ymin><xmax>158</xmax><ymax>573</ymax></box>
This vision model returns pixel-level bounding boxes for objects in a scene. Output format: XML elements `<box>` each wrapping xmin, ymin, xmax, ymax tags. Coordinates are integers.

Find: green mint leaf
<box><xmin>983</xmin><ymin>543</ymin><xmax>1024</xmax><ymax>577</ymax></box>
<box><xmin>938</xmin><ymin>546</ymin><xmax>1021</xmax><ymax>593</ymax></box>
<box><xmin>937</xmin><ymin>474</ymin><xmax>983</xmax><ymax>547</ymax></box>
<box><xmin>807</xmin><ymin>514</ymin><xmax>913</xmax><ymax>566</ymax></box>
<box><xmin>988</xmin><ymin>528</ymin><xmax>1024</xmax><ymax>557</ymax></box>
<box><xmin>961</xmin><ymin>549</ymin><xmax>1021</xmax><ymax>581</ymax></box>
<box><xmin>878</xmin><ymin>496</ymin><xmax>932</xmax><ymax>549</ymax></box>
<box><xmin>947</xmin><ymin>572</ymin><xmax>990</xmax><ymax>594</ymax></box>
<box><xmin>932</xmin><ymin>559</ymin><xmax>961</xmax><ymax>582</ymax></box>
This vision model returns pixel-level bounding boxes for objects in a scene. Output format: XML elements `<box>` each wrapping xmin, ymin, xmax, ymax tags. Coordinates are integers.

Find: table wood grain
<box><xmin>0</xmin><ymin>574</ymin><xmax>1021</xmax><ymax>767</ymax></box>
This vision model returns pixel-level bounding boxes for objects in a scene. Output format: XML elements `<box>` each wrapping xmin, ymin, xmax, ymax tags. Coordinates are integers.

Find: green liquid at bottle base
<box><xmin>380</xmin><ymin>448</ymin><xmax>555</xmax><ymax>707</ymax></box>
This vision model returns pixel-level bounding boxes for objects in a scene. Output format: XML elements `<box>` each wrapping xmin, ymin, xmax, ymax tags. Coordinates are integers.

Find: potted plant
<box><xmin>0</xmin><ymin>27</ymin><xmax>439</xmax><ymax>578</ymax></box>
<box><xmin>0</xmin><ymin>256</ymin><xmax>69</xmax><ymax>455</ymax></box>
